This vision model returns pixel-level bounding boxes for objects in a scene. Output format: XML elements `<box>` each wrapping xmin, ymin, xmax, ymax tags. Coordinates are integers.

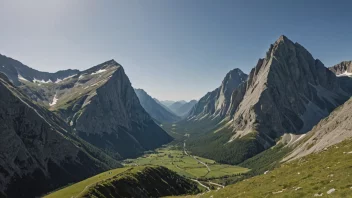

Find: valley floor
<box><xmin>123</xmin><ymin>144</ymin><xmax>249</xmax><ymax>182</ymax></box>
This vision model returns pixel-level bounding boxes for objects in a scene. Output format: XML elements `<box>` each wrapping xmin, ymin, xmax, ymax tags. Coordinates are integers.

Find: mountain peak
<box><xmin>276</xmin><ymin>35</ymin><xmax>290</xmax><ymax>43</ymax></box>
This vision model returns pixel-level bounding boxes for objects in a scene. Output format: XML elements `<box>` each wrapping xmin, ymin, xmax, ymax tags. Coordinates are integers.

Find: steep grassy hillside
<box><xmin>181</xmin><ymin>138</ymin><xmax>352</xmax><ymax>197</ymax></box>
<box><xmin>46</xmin><ymin>166</ymin><xmax>202</xmax><ymax>198</ymax></box>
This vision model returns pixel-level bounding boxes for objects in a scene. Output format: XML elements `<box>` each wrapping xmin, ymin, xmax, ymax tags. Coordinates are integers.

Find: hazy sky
<box><xmin>1</xmin><ymin>0</ymin><xmax>351</xmax><ymax>100</ymax></box>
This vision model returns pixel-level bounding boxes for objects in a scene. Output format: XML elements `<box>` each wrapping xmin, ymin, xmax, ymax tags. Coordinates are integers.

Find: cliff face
<box><xmin>72</xmin><ymin>63</ymin><xmax>173</xmax><ymax>158</ymax></box>
<box><xmin>0</xmin><ymin>73</ymin><xmax>120</xmax><ymax>198</ymax></box>
<box><xmin>228</xmin><ymin>36</ymin><xmax>351</xmax><ymax>148</ymax></box>
<box><xmin>188</xmin><ymin>68</ymin><xmax>248</xmax><ymax>120</ymax></box>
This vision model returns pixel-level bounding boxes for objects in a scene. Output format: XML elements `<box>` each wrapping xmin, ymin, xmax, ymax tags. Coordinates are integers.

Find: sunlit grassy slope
<box><xmin>44</xmin><ymin>167</ymin><xmax>130</xmax><ymax>198</ymax></box>
<box><xmin>45</xmin><ymin>166</ymin><xmax>202</xmax><ymax>198</ymax></box>
<box><xmin>173</xmin><ymin>139</ymin><xmax>352</xmax><ymax>198</ymax></box>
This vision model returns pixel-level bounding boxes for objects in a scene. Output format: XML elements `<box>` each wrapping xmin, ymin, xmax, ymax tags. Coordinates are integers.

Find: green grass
<box><xmin>189</xmin><ymin>138</ymin><xmax>352</xmax><ymax>197</ymax></box>
<box><xmin>122</xmin><ymin>145</ymin><xmax>249</xmax><ymax>180</ymax></box>
<box><xmin>44</xmin><ymin>167</ymin><xmax>131</xmax><ymax>198</ymax></box>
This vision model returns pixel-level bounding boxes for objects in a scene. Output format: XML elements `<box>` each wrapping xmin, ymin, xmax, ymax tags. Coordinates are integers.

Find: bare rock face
<box><xmin>71</xmin><ymin>63</ymin><xmax>173</xmax><ymax>158</ymax></box>
<box><xmin>135</xmin><ymin>88</ymin><xmax>180</xmax><ymax>123</ymax></box>
<box><xmin>329</xmin><ymin>61</ymin><xmax>352</xmax><ymax>76</ymax></box>
<box><xmin>284</xmin><ymin>97</ymin><xmax>352</xmax><ymax>161</ymax></box>
<box><xmin>228</xmin><ymin>36</ymin><xmax>351</xmax><ymax>148</ymax></box>
<box><xmin>188</xmin><ymin>68</ymin><xmax>248</xmax><ymax>120</ymax></box>
<box><xmin>0</xmin><ymin>74</ymin><xmax>119</xmax><ymax>198</ymax></box>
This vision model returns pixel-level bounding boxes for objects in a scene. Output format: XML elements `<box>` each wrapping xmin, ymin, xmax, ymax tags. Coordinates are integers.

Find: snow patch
<box><xmin>18</xmin><ymin>75</ymin><xmax>29</xmax><ymax>82</ymax></box>
<box><xmin>49</xmin><ymin>94</ymin><xmax>58</xmax><ymax>106</ymax></box>
<box><xmin>337</xmin><ymin>71</ymin><xmax>352</xmax><ymax>77</ymax></box>
<box><xmin>33</xmin><ymin>78</ymin><xmax>52</xmax><ymax>84</ymax></box>
<box><xmin>55</xmin><ymin>78</ymin><xmax>62</xmax><ymax>83</ymax></box>
<box><xmin>91</xmin><ymin>69</ymin><xmax>107</xmax><ymax>75</ymax></box>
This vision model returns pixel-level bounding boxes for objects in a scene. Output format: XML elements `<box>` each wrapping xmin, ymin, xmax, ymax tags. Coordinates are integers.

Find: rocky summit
<box><xmin>188</xmin><ymin>68</ymin><xmax>248</xmax><ymax>120</ymax></box>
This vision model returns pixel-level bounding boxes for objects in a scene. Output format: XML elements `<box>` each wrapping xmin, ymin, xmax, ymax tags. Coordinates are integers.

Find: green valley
<box><xmin>122</xmin><ymin>145</ymin><xmax>249</xmax><ymax>180</ymax></box>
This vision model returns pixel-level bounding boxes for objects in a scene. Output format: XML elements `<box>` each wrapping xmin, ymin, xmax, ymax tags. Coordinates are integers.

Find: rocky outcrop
<box><xmin>188</xmin><ymin>68</ymin><xmax>248</xmax><ymax>120</ymax></box>
<box><xmin>135</xmin><ymin>88</ymin><xmax>180</xmax><ymax>123</ymax></box>
<box><xmin>329</xmin><ymin>60</ymin><xmax>352</xmax><ymax>76</ymax></box>
<box><xmin>228</xmin><ymin>35</ymin><xmax>351</xmax><ymax>148</ymax></box>
<box><xmin>0</xmin><ymin>54</ymin><xmax>79</xmax><ymax>85</ymax></box>
<box><xmin>0</xmin><ymin>73</ymin><xmax>120</xmax><ymax>198</ymax></box>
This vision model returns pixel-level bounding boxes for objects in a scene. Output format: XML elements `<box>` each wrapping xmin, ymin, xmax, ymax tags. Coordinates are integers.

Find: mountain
<box><xmin>158</xmin><ymin>100</ymin><xmax>177</xmax><ymax>107</ymax></box>
<box><xmin>186</xmin><ymin>35</ymin><xmax>352</xmax><ymax>165</ymax></box>
<box><xmin>168</xmin><ymin>100</ymin><xmax>187</xmax><ymax>112</ymax></box>
<box><xmin>188</xmin><ymin>68</ymin><xmax>248</xmax><ymax>120</ymax></box>
<box><xmin>329</xmin><ymin>60</ymin><xmax>352</xmax><ymax>76</ymax></box>
<box><xmin>46</xmin><ymin>166</ymin><xmax>202</xmax><ymax>198</ymax></box>
<box><xmin>194</xmin><ymin>96</ymin><xmax>352</xmax><ymax>197</ymax></box>
<box><xmin>0</xmin><ymin>73</ymin><xmax>120</xmax><ymax>198</ymax></box>
<box><xmin>170</xmin><ymin>100</ymin><xmax>198</xmax><ymax>117</ymax></box>
<box><xmin>134</xmin><ymin>88</ymin><xmax>180</xmax><ymax>123</ymax></box>
<box><xmin>228</xmin><ymin>35</ymin><xmax>351</xmax><ymax>146</ymax></box>
<box><xmin>0</xmin><ymin>54</ymin><xmax>79</xmax><ymax>86</ymax></box>
<box><xmin>0</xmin><ymin>56</ymin><xmax>173</xmax><ymax>160</ymax></box>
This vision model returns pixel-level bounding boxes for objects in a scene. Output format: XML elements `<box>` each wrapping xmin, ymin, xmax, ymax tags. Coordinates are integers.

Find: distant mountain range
<box><xmin>135</xmin><ymin>88</ymin><xmax>180</xmax><ymax>123</ymax></box>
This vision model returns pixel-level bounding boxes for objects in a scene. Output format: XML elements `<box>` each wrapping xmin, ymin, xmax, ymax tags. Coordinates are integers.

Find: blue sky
<box><xmin>0</xmin><ymin>0</ymin><xmax>351</xmax><ymax>100</ymax></box>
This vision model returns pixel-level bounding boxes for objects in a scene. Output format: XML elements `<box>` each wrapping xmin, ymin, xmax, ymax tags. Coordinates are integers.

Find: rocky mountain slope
<box><xmin>0</xmin><ymin>73</ymin><xmax>120</xmax><ymax>198</ymax></box>
<box><xmin>227</xmin><ymin>35</ymin><xmax>351</xmax><ymax>148</ymax></box>
<box><xmin>185</xmin><ymin>35</ymin><xmax>352</xmax><ymax>165</ymax></box>
<box><xmin>329</xmin><ymin>60</ymin><xmax>352</xmax><ymax>76</ymax></box>
<box><xmin>0</xmin><ymin>54</ymin><xmax>79</xmax><ymax>86</ymax></box>
<box><xmin>188</xmin><ymin>68</ymin><xmax>248</xmax><ymax>120</ymax></box>
<box><xmin>0</xmin><ymin>55</ymin><xmax>173</xmax><ymax>160</ymax></box>
<box><xmin>13</xmin><ymin>59</ymin><xmax>172</xmax><ymax>159</ymax></box>
<box><xmin>134</xmin><ymin>88</ymin><xmax>180</xmax><ymax>123</ymax></box>
<box><xmin>284</xmin><ymin>97</ymin><xmax>352</xmax><ymax>161</ymax></box>
<box><xmin>77</xmin><ymin>166</ymin><xmax>201</xmax><ymax>198</ymax></box>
